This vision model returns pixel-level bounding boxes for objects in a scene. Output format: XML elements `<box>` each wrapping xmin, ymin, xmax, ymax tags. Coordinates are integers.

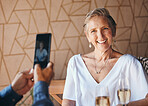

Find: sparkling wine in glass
<box><xmin>117</xmin><ymin>77</ymin><xmax>131</xmax><ymax>105</ymax></box>
<box><xmin>95</xmin><ymin>85</ymin><xmax>110</xmax><ymax>106</ymax></box>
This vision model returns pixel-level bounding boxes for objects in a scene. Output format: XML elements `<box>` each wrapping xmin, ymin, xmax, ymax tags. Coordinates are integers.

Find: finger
<box><xmin>47</xmin><ymin>62</ymin><xmax>54</xmax><ymax>69</ymax></box>
<box><xmin>34</xmin><ymin>64</ymin><xmax>42</xmax><ymax>75</ymax></box>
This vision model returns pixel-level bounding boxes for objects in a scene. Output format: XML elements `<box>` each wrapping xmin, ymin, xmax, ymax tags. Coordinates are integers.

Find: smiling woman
<box><xmin>62</xmin><ymin>8</ymin><xmax>148</xmax><ymax>106</ymax></box>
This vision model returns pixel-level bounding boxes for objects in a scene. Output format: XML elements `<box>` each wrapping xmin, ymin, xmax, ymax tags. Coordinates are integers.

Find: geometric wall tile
<box><xmin>4</xmin><ymin>24</ymin><xmax>19</xmax><ymax>55</ymax></box>
<box><xmin>65</xmin><ymin>37</ymin><xmax>79</xmax><ymax>54</ymax></box>
<box><xmin>15</xmin><ymin>11</ymin><xmax>30</xmax><ymax>31</ymax></box>
<box><xmin>9</xmin><ymin>12</ymin><xmax>19</xmax><ymax>23</ymax></box>
<box><xmin>0</xmin><ymin>25</ymin><xmax>3</xmax><ymax>50</ymax></box>
<box><xmin>17</xmin><ymin>35</ymin><xmax>27</xmax><ymax>48</ymax></box>
<box><xmin>70</xmin><ymin>2</ymin><xmax>88</xmax><ymax>15</ymax></box>
<box><xmin>24</xmin><ymin>34</ymin><xmax>36</xmax><ymax>48</ymax></box>
<box><xmin>27</xmin><ymin>0</ymin><xmax>36</xmax><ymax>8</ymax></box>
<box><xmin>34</xmin><ymin>0</ymin><xmax>45</xmax><ymax>9</ymax></box>
<box><xmin>121</xmin><ymin>0</ymin><xmax>130</xmax><ymax>5</ymax></box>
<box><xmin>134</xmin><ymin>0</ymin><xmax>143</xmax><ymax>16</ymax></box>
<box><xmin>65</xmin><ymin>22</ymin><xmax>80</xmax><ymax>37</ymax></box>
<box><xmin>32</xmin><ymin>10</ymin><xmax>49</xmax><ymax>33</ymax></box>
<box><xmin>130</xmin><ymin>44</ymin><xmax>138</xmax><ymax>56</ymax></box>
<box><xmin>51</xmin><ymin>21</ymin><xmax>69</xmax><ymax>48</ymax></box>
<box><xmin>120</xmin><ymin>7</ymin><xmax>133</xmax><ymax>26</ymax></box>
<box><xmin>50</xmin><ymin>35</ymin><xmax>57</xmax><ymax>51</ymax></box>
<box><xmin>16</xmin><ymin>24</ymin><xmax>27</xmax><ymax>38</ymax></box>
<box><xmin>44</xmin><ymin>0</ymin><xmax>51</xmax><ymax>17</ymax></box>
<box><xmin>135</xmin><ymin>17</ymin><xmax>148</xmax><ymax>41</ymax></box>
<box><xmin>0</xmin><ymin>5</ymin><xmax>6</xmax><ymax>23</ymax></box>
<box><xmin>4</xmin><ymin>55</ymin><xmax>24</xmax><ymax>81</ymax></box>
<box><xmin>140</xmin><ymin>6</ymin><xmax>148</xmax><ymax>16</ymax></box>
<box><xmin>90</xmin><ymin>0</ymin><xmax>97</xmax><ymax>10</ymax></box>
<box><xmin>63</xmin><ymin>3</ymin><xmax>72</xmax><ymax>15</ymax></box>
<box><xmin>141</xmin><ymin>32</ymin><xmax>148</xmax><ymax>42</ymax></box>
<box><xmin>11</xmin><ymin>40</ymin><xmax>24</xmax><ymax>54</ymax></box>
<box><xmin>78</xmin><ymin>40</ymin><xmax>85</xmax><ymax>54</ymax></box>
<box><xmin>28</xmin><ymin>14</ymin><xmax>38</xmax><ymax>33</ymax></box>
<box><xmin>63</xmin><ymin>0</ymin><xmax>72</xmax><ymax>5</ymax></box>
<box><xmin>114</xmin><ymin>41</ymin><xmax>129</xmax><ymax>54</ymax></box>
<box><xmin>15</xmin><ymin>0</ymin><xmax>31</xmax><ymax>10</ymax></box>
<box><xmin>59</xmin><ymin>39</ymin><xmax>69</xmax><ymax>50</ymax></box>
<box><xmin>117</xmin><ymin>11</ymin><xmax>124</xmax><ymax>27</ymax></box>
<box><xmin>0</xmin><ymin>60</ymin><xmax>10</xmax><ymax>86</ymax></box>
<box><xmin>106</xmin><ymin>7</ymin><xmax>118</xmax><ymax>23</ymax></box>
<box><xmin>131</xmin><ymin>21</ymin><xmax>139</xmax><ymax>43</ymax></box>
<box><xmin>138</xmin><ymin>43</ymin><xmax>148</xmax><ymax>57</ymax></box>
<box><xmin>96</xmin><ymin>0</ymin><xmax>106</xmax><ymax>8</ymax></box>
<box><xmin>19</xmin><ymin>55</ymin><xmax>33</xmax><ymax>73</ymax></box>
<box><xmin>72</xmin><ymin>2</ymin><xmax>90</xmax><ymax>15</ymax></box>
<box><xmin>106</xmin><ymin>0</ymin><xmax>119</xmax><ymax>6</ymax></box>
<box><xmin>54</xmin><ymin>50</ymin><xmax>69</xmax><ymax>79</ymax></box>
<box><xmin>57</xmin><ymin>8</ymin><xmax>69</xmax><ymax>21</ymax></box>
<box><xmin>115</xmin><ymin>28</ymin><xmax>131</xmax><ymax>40</ymax></box>
<box><xmin>50</xmin><ymin>0</ymin><xmax>63</xmax><ymax>21</ymax></box>
<box><xmin>1</xmin><ymin>0</ymin><xmax>17</xmax><ymax>22</ymax></box>
<box><xmin>24</xmin><ymin>49</ymin><xmax>34</xmax><ymax>63</ymax></box>
<box><xmin>70</xmin><ymin>16</ymin><xmax>85</xmax><ymax>34</ymax></box>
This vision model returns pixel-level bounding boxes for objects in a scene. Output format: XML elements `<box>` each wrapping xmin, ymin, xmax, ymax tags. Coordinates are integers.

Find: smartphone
<box><xmin>33</xmin><ymin>33</ymin><xmax>52</xmax><ymax>69</ymax></box>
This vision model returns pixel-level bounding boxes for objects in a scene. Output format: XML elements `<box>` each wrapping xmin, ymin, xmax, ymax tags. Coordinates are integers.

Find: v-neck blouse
<box><xmin>63</xmin><ymin>54</ymin><xmax>148</xmax><ymax>106</ymax></box>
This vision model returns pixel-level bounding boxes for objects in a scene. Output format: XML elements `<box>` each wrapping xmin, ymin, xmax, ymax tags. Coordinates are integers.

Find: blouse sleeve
<box><xmin>63</xmin><ymin>56</ymin><xmax>76</xmax><ymax>100</ymax></box>
<box><xmin>129</xmin><ymin>57</ymin><xmax>148</xmax><ymax>101</ymax></box>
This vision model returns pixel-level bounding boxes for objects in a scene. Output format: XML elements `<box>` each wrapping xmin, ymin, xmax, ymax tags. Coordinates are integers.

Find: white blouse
<box><xmin>63</xmin><ymin>54</ymin><xmax>148</xmax><ymax>106</ymax></box>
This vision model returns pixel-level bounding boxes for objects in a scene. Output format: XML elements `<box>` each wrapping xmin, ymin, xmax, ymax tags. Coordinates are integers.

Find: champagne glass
<box><xmin>117</xmin><ymin>76</ymin><xmax>131</xmax><ymax>106</ymax></box>
<box><xmin>95</xmin><ymin>85</ymin><xmax>110</xmax><ymax>106</ymax></box>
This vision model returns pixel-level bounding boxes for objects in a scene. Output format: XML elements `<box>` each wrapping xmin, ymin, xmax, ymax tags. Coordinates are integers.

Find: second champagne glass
<box><xmin>117</xmin><ymin>76</ymin><xmax>131</xmax><ymax>106</ymax></box>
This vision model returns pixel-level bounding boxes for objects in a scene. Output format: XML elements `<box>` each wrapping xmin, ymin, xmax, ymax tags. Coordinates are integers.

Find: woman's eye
<box><xmin>91</xmin><ymin>30</ymin><xmax>96</xmax><ymax>33</ymax></box>
<box><xmin>103</xmin><ymin>27</ymin><xmax>109</xmax><ymax>30</ymax></box>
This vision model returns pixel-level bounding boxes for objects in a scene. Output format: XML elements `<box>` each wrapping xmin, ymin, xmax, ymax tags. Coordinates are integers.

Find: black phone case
<box><xmin>33</xmin><ymin>33</ymin><xmax>52</xmax><ymax>69</ymax></box>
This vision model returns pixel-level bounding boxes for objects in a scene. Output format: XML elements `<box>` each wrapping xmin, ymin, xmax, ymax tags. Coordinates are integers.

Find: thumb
<box><xmin>34</xmin><ymin>64</ymin><xmax>42</xmax><ymax>83</ymax></box>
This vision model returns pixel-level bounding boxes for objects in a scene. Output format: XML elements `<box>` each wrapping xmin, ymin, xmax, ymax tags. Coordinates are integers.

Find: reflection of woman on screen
<box><xmin>35</xmin><ymin>41</ymin><xmax>47</xmax><ymax>62</ymax></box>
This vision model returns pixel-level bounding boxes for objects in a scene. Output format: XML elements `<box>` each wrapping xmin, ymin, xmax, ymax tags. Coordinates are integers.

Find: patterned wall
<box><xmin>0</xmin><ymin>0</ymin><xmax>148</xmax><ymax>105</ymax></box>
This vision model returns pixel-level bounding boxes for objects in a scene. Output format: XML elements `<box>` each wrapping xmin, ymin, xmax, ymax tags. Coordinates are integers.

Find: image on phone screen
<box><xmin>33</xmin><ymin>33</ymin><xmax>52</xmax><ymax>69</ymax></box>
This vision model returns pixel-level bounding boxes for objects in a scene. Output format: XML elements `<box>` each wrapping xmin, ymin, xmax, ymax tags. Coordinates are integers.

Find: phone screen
<box><xmin>33</xmin><ymin>33</ymin><xmax>52</xmax><ymax>69</ymax></box>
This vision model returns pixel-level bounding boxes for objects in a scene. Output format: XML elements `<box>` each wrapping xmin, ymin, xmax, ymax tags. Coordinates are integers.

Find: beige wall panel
<box><xmin>0</xmin><ymin>25</ymin><xmax>3</xmax><ymax>50</ymax></box>
<box><xmin>135</xmin><ymin>17</ymin><xmax>148</xmax><ymax>41</ymax></box>
<box><xmin>1</xmin><ymin>0</ymin><xmax>17</xmax><ymax>22</ymax></box>
<box><xmin>15</xmin><ymin>11</ymin><xmax>30</xmax><ymax>31</ymax></box>
<box><xmin>54</xmin><ymin>50</ymin><xmax>69</xmax><ymax>79</ymax></box>
<box><xmin>15</xmin><ymin>0</ymin><xmax>31</xmax><ymax>10</ymax></box>
<box><xmin>0</xmin><ymin>6</ymin><xmax>5</xmax><ymax>23</ymax></box>
<box><xmin>65</xmin><ymin>37</ymin><xmax>79</xmax><ymax>54</ymax></box>
<box><xmin>50</xmin><ymin>0</ymin><xmax>63</xmax><ymax>21</ymax></box>
<box><xmin>51</xmin><ymin>21</ymin><xmax>69</xmax><ymax>48</ymax></box>
<box><xmin>120</xmin><ymin>7</ymin><xmax>133</xmax><ymax>27</ymax></box>
<box><xmin>0</xmin><ymin>60</ymin><xmax>10</xmax><ymax>86</ymax></box>
<box><xmin>3</xmin><ymin>24</ymin><xmax>19</xmax><ymax>55</ymax></box>
<box><xmin>32</xmin><ymin>10</ymin><xmax>49</xmax><ymax>33</ymax></box>
<box><xmin>4</xmin><ymin>55</ymin><xmax>24</xmax><ymax>81</ymax></box>
<box><xmin>9</xmin><ymin>12</ymin><xmax>20</xmax><ymax>23</ymax></box>
<box><xmin>19</xmin><ymin>55</ymin><xmax>33</xmax><ymax>73</ymax></box>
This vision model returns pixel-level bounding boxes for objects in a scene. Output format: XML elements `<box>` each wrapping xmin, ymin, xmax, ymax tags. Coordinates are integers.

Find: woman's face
<box><xmin>86</xmin><ymin>16</ymin><xmax>113</xmax><ymax>53</ymax></box>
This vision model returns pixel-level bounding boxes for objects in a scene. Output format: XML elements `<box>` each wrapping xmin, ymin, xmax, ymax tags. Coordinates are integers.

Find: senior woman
<box><xmin>62</xmin><ymin>8</ymin><xmax>148</xmax><ymax>106</ymax></box>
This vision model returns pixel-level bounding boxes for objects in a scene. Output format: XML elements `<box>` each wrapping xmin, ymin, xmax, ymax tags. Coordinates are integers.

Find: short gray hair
<box><xmin>83</xmin><ymin>8</ymin><xmax>117</xmax><ymax>37</ymax></box>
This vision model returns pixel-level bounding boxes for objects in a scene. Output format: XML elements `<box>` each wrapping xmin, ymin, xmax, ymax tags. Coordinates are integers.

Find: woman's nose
<box><xmin>97</xmin><ymin>30</ymin><xmax>104</xmax><ymax>40</ymax></box>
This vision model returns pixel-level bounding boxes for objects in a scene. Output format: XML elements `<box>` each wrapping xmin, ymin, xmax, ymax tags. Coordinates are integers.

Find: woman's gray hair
<box><xmin>83</xmin><ymin>8</ymin><xmax>117</xmax><ymax>37</ymax></box>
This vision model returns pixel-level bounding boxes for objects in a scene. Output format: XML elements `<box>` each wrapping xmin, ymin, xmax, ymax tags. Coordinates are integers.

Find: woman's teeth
<box><xmin>97</xmin><ymin>39</ymin><xmax>107</xmax><ymax>44</ymax></box>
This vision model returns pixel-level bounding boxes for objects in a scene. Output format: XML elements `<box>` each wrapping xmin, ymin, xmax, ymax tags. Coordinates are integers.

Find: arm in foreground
<box><xmin>33</xmin><ymin>62</ymin><xmax>54</xmax><ymax>106</ymax></box>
